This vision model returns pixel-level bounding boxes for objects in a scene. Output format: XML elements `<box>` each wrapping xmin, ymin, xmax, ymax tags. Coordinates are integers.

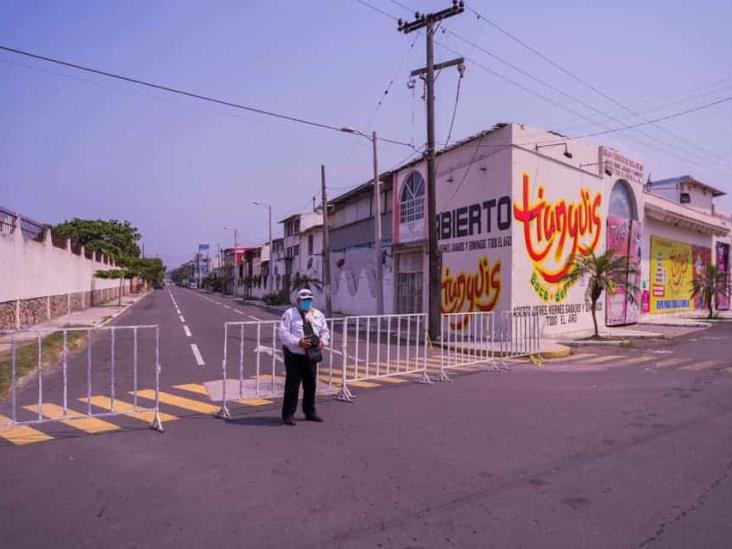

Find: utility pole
<box><xmin>267</xmin><ymin>206</ymin><xmax>273</xmax><ymax>294</ymax></box>
<box><xmin>320</xmin><ymin>164</ymin><xmax>332</xmax><ymax>317</ymax></box>
<box><xmin>398</xmin><ymin>0</ymin><xmax>464</xmax><ymax>340</ymax></box>
<box><xmin>372</xmin><ymin>131</ymin><xmax>384</xmax><ymax>315</ymax></box>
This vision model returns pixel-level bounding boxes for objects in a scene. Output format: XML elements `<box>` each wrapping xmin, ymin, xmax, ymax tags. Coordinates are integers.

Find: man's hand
<box><xmin>299</xmin><ymin>337</ymin><xmax>312</xmax><ymax>349</ymax></box>
<box><xmin>318</xmin><ymin>340</ymin><xmax>325</xmax><ymax>349</ymax></box>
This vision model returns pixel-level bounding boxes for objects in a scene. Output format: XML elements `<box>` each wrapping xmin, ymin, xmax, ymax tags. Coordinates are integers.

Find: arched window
<box><xmin>608</xmin><ymin>179</ymin><xmax>638</xmax><ymax>220</ymax></box>
<box><xmin>400</xmin><ymin>171</ymin><xmax>425</xmax><ymax>223</ymax></box>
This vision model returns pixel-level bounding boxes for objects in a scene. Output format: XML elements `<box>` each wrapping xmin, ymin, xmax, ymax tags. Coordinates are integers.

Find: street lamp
<box><xmin>340</xmin><ymin>127</ymin><xmax>384</xmax><ymax>315</ymax></box>
<box><xmin>252</xmin><ymin>202</ymin><xmax>273</xmax><ymax>293</ymax></box>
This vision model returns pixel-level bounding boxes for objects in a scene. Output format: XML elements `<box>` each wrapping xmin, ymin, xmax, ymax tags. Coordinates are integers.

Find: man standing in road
<box><xmin>279</xmin><ymin>288</ymin><xmax>330</xmax><ymax>426</ymax></box>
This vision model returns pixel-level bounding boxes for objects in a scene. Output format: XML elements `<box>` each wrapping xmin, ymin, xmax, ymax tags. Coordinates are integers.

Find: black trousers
<box><xmin>282</xmin><ymin>347</ymin><xmax>317</xmax><ymax>419</ymax></box>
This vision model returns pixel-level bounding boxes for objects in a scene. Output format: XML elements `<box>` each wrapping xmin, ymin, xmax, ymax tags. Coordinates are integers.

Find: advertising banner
<box><xmin>650</xmin><ymin>236</ymin><xmax>711</xmax><ymax>313</ymax></box>
<box><xmin>716</xmin><ymin>242</ymin><xmax>730</xmax><ymax>311</ymax></box>
<box><xmin>605</xmin><ymin>216</ymin><xmax>641</xmax><ymax>326</ymax></box>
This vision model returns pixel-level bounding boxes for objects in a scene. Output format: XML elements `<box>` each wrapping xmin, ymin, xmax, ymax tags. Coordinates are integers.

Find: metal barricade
<box><xmin>495</xmin><ymin>311</ymin><xmax>544</xmax><ymax>366</ymax></box>
<box><xmin>439</xmin><ymin>311</ymin><xmax>498</xmax><ymax>381</ymax></box>
<box><xmin>218</xmin><ymin>318</ymin><xmax>344</xmax><ymax>419</ymax></box>
<box><xmin>0</xmin><ymin>325</ymin><xmax>163</xmax><ymax>432</ymax></box>
<box><xmin>217</xmin><ymin>314</ymin><xmax>432</xmax><ymax>416</ymax></box>
<box><xmin>334</xmin><ymin>313</ymin><xmax>431</xmax><ymax>402</ymax></box>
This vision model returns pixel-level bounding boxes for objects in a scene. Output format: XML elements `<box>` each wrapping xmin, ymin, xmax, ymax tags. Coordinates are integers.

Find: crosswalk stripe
<box><xmin>80</xmin><ymin>396</ymin><xmax>178</xmax><ymax>423</ymax></box>
<box><xmin>614</xmin><ymin>356</ymin><xmax>657</xmax><ymax>367</ymax></box>
<box><xmin>132</xmin><ymin>390</ymin><xmax>219</xmax><ymax>414</ymax></box>
<box><xmin>174</xmin><ymin>383</ymin><xmax>209</xmax><ymax>396</ymax></box>
<box><xmin>23</xmin><ymin>403</ymin><xmax>120</xmax><ymax>434</ymax></box>
<box><xmin>237</xmin><ymin>398</ymin><xmax>273</xmax><ymax>406</ymax></box>
<box><xmin>679</xmin><ymin>360</ymin><xmax>723</xmax><ymax>371</ymax></box>
<box><xmin>583</xmin><ymin>355</ymin><xmax>624</xmax><ymax>364</ymax></box>
<box><xmin>654</xmin><ymin>357</ymin><xmax>691</xmax><ymax>368</ymax></box>
<box><xmin>557</xmin><ymin>353</ymin><xmax>596</xmax><ymax>362</ymax></box>
<box><xmin>0</xmin><ymin>415</ymin><xmax>53</xmax><ymax>446</ymax></box>
<box><xmin>371</xmin><ymin>376</ymin><xmax>408</xmax><ymax>383</ymax></box>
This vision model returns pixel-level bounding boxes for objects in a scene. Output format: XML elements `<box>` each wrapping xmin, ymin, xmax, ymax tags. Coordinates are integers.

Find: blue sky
<box><xmin>1</xmin><ymin>0</ymin><xmax>730</xmax><ymax>267</ymax></box>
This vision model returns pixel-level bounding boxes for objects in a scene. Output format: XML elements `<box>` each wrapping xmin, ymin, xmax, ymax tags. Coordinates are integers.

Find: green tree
<box><xmin>53</xmin><ymin>219</ymin><xmax>141</xmax><ymax>266</ymax></box>
<box><xmin>565</xmin><ymin>250</ymin><xmax>638</xmax><ymax>339</ymax></box>
<box><xmin>690</xmin><ymin>263</ymin><xmax>730</xmax><ymax>319</ymax></box>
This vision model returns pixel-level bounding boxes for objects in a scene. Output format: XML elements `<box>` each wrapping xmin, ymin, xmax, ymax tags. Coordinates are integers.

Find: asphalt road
<box><xmin>2</xmin><ymin>289</ymin><xmax>732</xmax><ymax>548</ymax></box>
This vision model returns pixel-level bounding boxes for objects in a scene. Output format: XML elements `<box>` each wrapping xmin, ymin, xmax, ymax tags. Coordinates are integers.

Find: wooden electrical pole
<box><xmin>398</xmin><ymin>0</ymin><xmax>465</xmax><ymax>340</ymax></box>
<box><xmin>321</xmin><ymin>164</ymin><xmax>333</xmax><ymax>317</ymax></box>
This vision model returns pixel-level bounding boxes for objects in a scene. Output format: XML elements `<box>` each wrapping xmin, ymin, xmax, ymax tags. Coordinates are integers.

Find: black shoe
<box><xmin>305</xmin><ymin>414</ymin><xmax>324</xmax><ymax>423</ymax></box>
<box><xmin>283</xmin><ymin>416</ymin><xmax>296</xmax><ymax>426</ymax></box>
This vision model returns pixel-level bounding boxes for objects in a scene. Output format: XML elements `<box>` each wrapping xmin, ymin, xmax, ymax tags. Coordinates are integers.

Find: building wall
<box><xmin>0</xmin><ymin>221</ymin><xmax>130</xmax><ymax>329</ymax></box>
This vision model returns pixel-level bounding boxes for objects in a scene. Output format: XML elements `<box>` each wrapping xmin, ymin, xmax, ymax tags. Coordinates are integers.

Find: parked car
<box><xmin>153</xmin><ymin>282</ymin><xmax>164</xmax><ymax>289</ymax></box>
<box><xmin>189</xmin><ymin>282</ymin><xmax>197</xmax><ymax>289</ymax></box>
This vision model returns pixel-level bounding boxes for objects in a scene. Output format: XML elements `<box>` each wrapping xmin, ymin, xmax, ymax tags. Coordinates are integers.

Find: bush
<box><xmin>263</xmin><ymin>292</ymin><xmax>288</xmax><ymax>306</ymax></box>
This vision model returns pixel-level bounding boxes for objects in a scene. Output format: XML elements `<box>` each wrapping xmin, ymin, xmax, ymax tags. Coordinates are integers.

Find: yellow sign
<box><xmin>650</xmin><ymin>236</ymin><xmax>692</xmax><ymax>313</ymax></box>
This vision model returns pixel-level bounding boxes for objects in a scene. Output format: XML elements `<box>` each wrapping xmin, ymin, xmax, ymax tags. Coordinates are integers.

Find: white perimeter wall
<box><xmin>0</xmin><ymin>223</ymin><xmax>120</xmax><ymax>302</ymax></box>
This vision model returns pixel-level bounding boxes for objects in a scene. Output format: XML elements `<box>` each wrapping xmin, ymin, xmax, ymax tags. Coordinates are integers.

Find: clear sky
<box><xmin>2</xmin><ymin>0</ymin><xmax>730</xmax><ymax>268</ymax></box>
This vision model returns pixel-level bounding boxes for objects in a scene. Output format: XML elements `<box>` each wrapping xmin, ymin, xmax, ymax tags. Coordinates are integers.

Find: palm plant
<box><xmin>291</xmin><ymin>273</ymin><xmax>323</xmax><ymax>292</ymax></box>
<box><xmin>690</xmin><ymin>263</ymin><xmax>729</xmax><ymax>319</ymax></box>
<box><xmin>565</xmin><ymin>250</ymin><xmax>638</xmax><ymax>338</ymax></box>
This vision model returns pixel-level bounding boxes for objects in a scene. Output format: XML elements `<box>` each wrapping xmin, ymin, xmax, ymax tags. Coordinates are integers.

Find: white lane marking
<box><xmin>179</xmin><ymin>315</ymin><xmax>185</xmax><ymax>323</ymax></box>
<box><xmin>235</xmin><ymin>310</ymin><xmax>244</xmax><ymax>315</ymax></box>
<box><xmin>223</xmin><ymin>305</ymin><xmax>232</xmax><ymax>310</ymax></box>
<box><xmin>248</xmin><ymin>315</ymin><xmax>260</xmax><ymax>321</ymax></box>
<box><xmin>190</xmin><ymin>344</ymin><xmax>205</xmax><ymax>366</ymax></box>
<box><xmin>183</xmin><ymin>325</ymin><xmax>192</xmax><ymax>337</ymax></box>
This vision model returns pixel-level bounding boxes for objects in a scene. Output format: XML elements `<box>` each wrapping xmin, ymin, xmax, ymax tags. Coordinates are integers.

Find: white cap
<box><xmin>296</xmin><ymin>289</ymin><xmax>314</xmax><ymax>301</ymax></box>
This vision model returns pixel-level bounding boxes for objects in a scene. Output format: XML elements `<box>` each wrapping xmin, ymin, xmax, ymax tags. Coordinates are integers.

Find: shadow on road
<box><xmin>224</xmin><ymin>415</ymin><xmax>282</xmax><ymax>428</ymax></box>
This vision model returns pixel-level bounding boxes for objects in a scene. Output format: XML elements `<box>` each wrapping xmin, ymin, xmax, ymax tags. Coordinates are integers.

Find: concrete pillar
<box><xmin>15</xmin><ymin>300</ymin><xmax>20</xmax><ymax>330</ymax></box>
<box><xmin>46</xmin><ymin>296</ymin><xmax>51</xmax><ymax>321</ymax></box>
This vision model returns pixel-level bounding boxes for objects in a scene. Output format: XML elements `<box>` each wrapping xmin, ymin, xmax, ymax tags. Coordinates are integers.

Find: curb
<box><xmin>99</xmin><ymin>292</ymin><xmax>151</xmax><ymax>327</ymax></box>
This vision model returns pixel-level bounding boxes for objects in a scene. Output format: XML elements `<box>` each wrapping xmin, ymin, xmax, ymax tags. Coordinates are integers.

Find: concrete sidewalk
<box><xmin>0</xmin><ymin>292</ymin><xmax>151</xmax><ymax>351</ymax></box>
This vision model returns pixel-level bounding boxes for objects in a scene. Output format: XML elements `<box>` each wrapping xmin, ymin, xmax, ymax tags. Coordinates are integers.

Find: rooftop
<box><xmin>648</xmin><ymin>175</ymin><xmax>726</xmax><ymax>197</ymax></box>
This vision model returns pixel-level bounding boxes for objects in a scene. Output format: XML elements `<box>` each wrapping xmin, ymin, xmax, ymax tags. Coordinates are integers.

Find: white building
<box><xmin>329</xmin><ymin>122</ymin><xmax>731</xmax><ymax>335</ymax></box>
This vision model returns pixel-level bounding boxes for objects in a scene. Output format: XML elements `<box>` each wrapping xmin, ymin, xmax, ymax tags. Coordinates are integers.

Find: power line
<box><xmin>383</xmin><ymin>1</ymin><xmax>732</xmax><ymax>171</ymax></box>
<box><xmin>463</xmin><ymin>5</ymin><xmax>732</xmax><ymax>169</ymax></box>
<box><xmin>0</xmin><ymin>44</ymin><xmax>417</xmax><ymax>150</ymax></box>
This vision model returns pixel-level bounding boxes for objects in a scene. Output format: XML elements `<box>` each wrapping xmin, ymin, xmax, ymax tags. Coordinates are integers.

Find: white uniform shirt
<box><xmin>279</xmin><ymin>306</ymin><xmax>330</xmax><ymax>355</ymax></box>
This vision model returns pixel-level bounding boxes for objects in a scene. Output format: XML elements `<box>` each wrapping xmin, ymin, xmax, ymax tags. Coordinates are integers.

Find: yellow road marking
<box><xmin>23</xmin><ymin>403</ymin><xmax>120</xmax><ymax>434</ymax></box>
<box><xmin>680</xmin><ymin>360</ymin><xmax>722</xmax><ymax>371</ymax></box>
<box><xmin>132</xmin><ymin>390</ymin><xmax>219</xmax><ymax>414</ymax></box>
<box><xmin>557</xmin><ymin>354</ymin><xmax>597</xmax><ymax>362</ymax></box>
<box><xmin>583</xmin><ymin>355</ymin><xmax>624</xmax><ymax>364</ymax></box>
<box><xmin>80</xmin><ymin>396</ymin><xmax>178</xmax><ymax>423</ymax></box>
<box><xmin>654</xmin><ymin>357</ymin><xmax>691</xmax><ymax>368</ymax></box>
<box><xmin>614</xmin><ymin>356</ymin><xmax>657</xmax><ymax>367</ymax></box>
<box><xmin>371</xmin><ymin>376</ymin><xmax>408</xmax><ymax>383</ymax></box>
<box><xmin>173</xmin><ymin>383</ymin><xmax>209</xmax><ymax>396</ymax></box>
<box><xmin>0</xmin><ymin>415</ymin><xmax>52</xmax><ymax>446</ymax></box>
<box><xmin>349</xmin><ymin>380</ymin><xmax>380</xmax><ymax>388</ymax></box>
<box><xmin>236</xmin><ymin>398</ymin><xmax>273</xmax><ymax>406</ymax></box>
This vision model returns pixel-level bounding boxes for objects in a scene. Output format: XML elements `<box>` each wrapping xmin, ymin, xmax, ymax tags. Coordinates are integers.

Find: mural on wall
<box><xmin>441</xmin><ymin>256</ymin><xmax>502</xmax><ymax>329</ymax></box>
<box><xmin>716</xmin><ymin>242</ymin><xmax>731</xmax><ymax>311</ymax></box>
<box><xmin>605</xmin><ymin>216</ymin><xmax>641</xmax><ymax>326</ymax></box>
<box><xmin>511</xmin><ymin>170</ymin><xmax>605</xmax><ymax>331</ymax></box>
<box><xmin>650</xmin><ymin>236</ymin><xmax>711</xmax><ymax>313</ymax></box>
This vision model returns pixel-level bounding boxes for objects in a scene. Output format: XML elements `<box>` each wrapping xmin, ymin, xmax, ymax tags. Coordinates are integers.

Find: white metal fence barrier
<box><xmin>0</xmin><ymin>325</ymin><xmax>164</xmax><ymax>432</ymax></box>
<box><xmin>334</xmin><ymin>313</ymin><xmax>431</xmax><ymax>402</ymax></box>
<box><xmin>495</xmin><ymin>311</ymin><xmax>544</xmax><ymax>365</ymax></box>
<box><xmin>440</xmin><ymin>311</ymin><xmax>499</xmax><ymax>381</ymax></box>
<box><xmin>440</xmin><ymin>311</ymin><xmax>545</xmax><ymax>380</ymax></box>
<box><xmin>218</xmin><ymin>318</ymin><xmax>346</xmax><ymax>419</ymax></box>
<box><xmin>217</xmin><ymin>313</ymin><xmax>432</xmax><ymax>416</ymax></box>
